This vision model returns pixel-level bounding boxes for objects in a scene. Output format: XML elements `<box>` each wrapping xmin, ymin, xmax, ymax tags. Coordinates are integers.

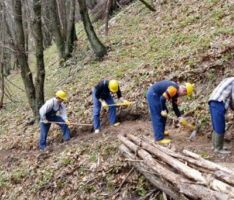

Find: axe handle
<box><xmin>44</xmin><ymin>121</ymin><xmax>92</xmax><ymax>126</ymax></box>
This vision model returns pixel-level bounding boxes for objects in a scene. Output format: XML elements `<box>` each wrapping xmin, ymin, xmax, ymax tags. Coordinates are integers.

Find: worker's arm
<box><xmin>160</xmin><ymin>86</ymin><xmax>178</xmax><ymax>113</ymax></box>
<box><xmin>117</xmin><ymin>86</ymin><xmax>122</xmax><ymax>99</ymax></box>
<box><xmin>39</xmin><ymin>99</ymin><xmax>53</xmax><ymax>121</ymax></box>
<box><xmin>172</xmin><ymin>97</ymin><xmax>181</xmax><ymax>117</ymax></box>
<box><xmin>58</xmin><ymin>103</ymin><xmax>68</xmax><ymax>121</ymax></box>
<box><xmin>95</xmin><ymin>81</ymin><xmax>104</xmax><ymax>100</ymax></box>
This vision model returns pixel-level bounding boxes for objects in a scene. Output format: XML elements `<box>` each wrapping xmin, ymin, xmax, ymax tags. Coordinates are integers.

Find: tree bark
<box><xmin>77</xmin><ymin>0</ymin><xmax>107</xmax><ymax>58</ymax></box>
<box><xmin>49</xmin><ymin>0</ymin><xmax>66</xmax><ymax>60</ymax></box>
<box><xmin>65</xmin><ymin>0</ymin><xmax>77</xmax><ymax>58</ymax></box>
<box><xmin>32</xmin><ymin>0</ymin><xmax>45</xmax><ymax>114</ymax></box>
<box><xmin>105</xmin><ymin>0</ymin><xmax>112</xmax><ymax>36</ymax></box>
<box><xmin>13</xmin><ymin>0</ymin><xmax>37</xmax><ymax>118</ymax></box>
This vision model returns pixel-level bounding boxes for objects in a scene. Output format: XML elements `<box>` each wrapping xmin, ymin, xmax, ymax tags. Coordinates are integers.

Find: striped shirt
<box><xmin>209</xmin><ymin>77</ymin><xmax>234</xmax><ymax>110</ymax></box>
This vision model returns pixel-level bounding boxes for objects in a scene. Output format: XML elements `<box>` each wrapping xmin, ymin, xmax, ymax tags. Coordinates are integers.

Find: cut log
<box><xmin>118</xmin><ymin>134</ymin><xmax>234</xmax><ymax>199</ymax></box>
<box><xmin>127</xmin><ymin>134</ymin><xmax>207</xmax><ymax>184</ymax></box>
<box><xmin>119</xmin><ymin>144</ymin><xmax>188</xmax><ymax>200</ymax></box>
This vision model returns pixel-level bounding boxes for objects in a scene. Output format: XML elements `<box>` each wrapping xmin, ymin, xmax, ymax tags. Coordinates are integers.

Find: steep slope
<box><xmin>0</xmin><ymin>0</ymin><xmax>234</xmax><ymax>199</ymax></box>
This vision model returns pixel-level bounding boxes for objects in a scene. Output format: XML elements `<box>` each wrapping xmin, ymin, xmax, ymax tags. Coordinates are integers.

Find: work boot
<box><xmin>157</xmin><ymin>138</ymin><xmax>172</xmax><ymax>144</ymax></box>
<box><xmin>113</xmin><ymin>122</ymin><xmax>120</xmax><ymax>127</ymax></box>
<box><xmin>213</xmin><ymin>133</ymin><xmax>231</xmax><ymax>154</ymax></box>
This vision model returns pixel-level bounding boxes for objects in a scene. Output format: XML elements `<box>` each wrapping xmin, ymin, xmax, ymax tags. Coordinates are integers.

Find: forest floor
<box><xmin>0</xmin><ymin>0</ymin><xmax>234</xmax><ymax>199</ymax></box>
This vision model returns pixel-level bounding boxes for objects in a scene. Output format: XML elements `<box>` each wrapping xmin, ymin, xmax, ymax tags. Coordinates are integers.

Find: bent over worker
<box><xmin>39</xmin><ymin>90</ymin><xmax>70</xmax><ymax>150</ymax></box>
<box><xmin>146</xmin><ymin>80</ymin><xmax>194</xmax><ymax>144</ymax></box>
<box><xmin>92</xmin><ymin>80</ymin><xmax>130</xmax><ymax>134</ymax></box>
<box><xmin>209</xmin><ymin>77</ymin><xmax>234</xmax><ymax>154</ymax></box>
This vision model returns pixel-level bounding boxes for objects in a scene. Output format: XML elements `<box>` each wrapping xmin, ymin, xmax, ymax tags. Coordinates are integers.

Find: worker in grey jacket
<box><xmin>39</xmin><ymin>90</ymin><xmax>70</xmax><ymax>150</ymax></box>
<box><xmin>208</xmin><ymin>77</ymin><xmax>234</xmax><ymax>154</ymax></box>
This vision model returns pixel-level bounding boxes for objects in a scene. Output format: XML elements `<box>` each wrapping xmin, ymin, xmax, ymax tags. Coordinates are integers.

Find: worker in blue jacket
<box><xmin>146</xmin><ymin>80</ymin><xmax>194</xmax><ymax>144</ymax></box>
<box><xmin>39</xmin><ymin>90</ymin><xmax>70</xmax><ymax>150</ymax></box>
<box><xmin>92</xmin><ymin>80</ymin><xmax>130</xmax><ymax>134</ymax></box>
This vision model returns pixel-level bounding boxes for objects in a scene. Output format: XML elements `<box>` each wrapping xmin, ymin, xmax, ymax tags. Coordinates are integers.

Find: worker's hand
<box><xmin>101</xmin><ymin>101</ymin><xmax>109</xmax><ymax>111</ymax></box>
<box><xmin>65</xmin><ymin>120</ymin><xmax>70</xmax><ymax>126</ymax></box>
<box><xmin>161</xmin><ymin>110</ymin><xmax>168</xmax><ymax>117</ymax></box>
<box><xmin>179</xmin><ymin>117</ymin><xmax>188</xmax><ymax>126</ymax></box>
<box><xmin>123</xmin><ymin>99</ymin><xmax>132</xmax><ymax>107</ymax></box>
<box><xmin>43</xmin><ymin>119</ymin><xmax>49</xmax><ymax>124</ymax></box>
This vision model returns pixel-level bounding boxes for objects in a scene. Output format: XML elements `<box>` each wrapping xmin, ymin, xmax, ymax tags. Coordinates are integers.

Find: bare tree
<box><xmin>77</xmin><ymin>0</ymin><xmax>107</xmax><ymax>58</ymax></box>
<box><xmin>49</xmin><ymin>0</ymin><xmax>66</xmax><ymax>60</ymax></box>
<box><xmin>32</xmin><ymin>0</ymin><xmax>45</xmax><ymax>111</ymax></box>
<box><xmin>13</xmin><ymin>0</ymin><xmax>45</xmax><ymax>120</ymax></box>
<box><xmin>65</xmin><ymin>0</ymin><xmax>77</xmax><ymax>58</ymax></box>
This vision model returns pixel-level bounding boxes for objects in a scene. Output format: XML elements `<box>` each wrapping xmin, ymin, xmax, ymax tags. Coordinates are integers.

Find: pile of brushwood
<box><xmin>119</xmin><ymin>134</ymin><xmax>234</xmax><ymax>200</ymax></box>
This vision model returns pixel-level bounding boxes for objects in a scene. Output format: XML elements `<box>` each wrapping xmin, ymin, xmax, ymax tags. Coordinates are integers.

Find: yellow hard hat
<box><xmin>185</xmin><ymin>83</ymin><xmax>194</xmax><ymax>96</ymax></box>
<box><xmin>108</xmin><ymin>80</ymin><xmax>119</xmax><ymax>93</ymax></box>
<box><xmin>55</xmin><ymin>90</ymin><xmax>68</xmax><ymax>102</ymax></box>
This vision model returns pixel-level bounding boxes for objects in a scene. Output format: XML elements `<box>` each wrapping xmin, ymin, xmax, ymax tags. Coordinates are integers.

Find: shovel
<box><xmin>43</xmin><ymin>121</ymin><xmax>92</xmax><ymax>126</ymax></box>
<box><xmin>107</xmin><ymin>101</ymin><xmax>135</xmax><ymax>107</ymax></box>
<box><xmin>167</xmin><ymin>115</ymin><xmax>197</xmax><ymax>140</ymax></box>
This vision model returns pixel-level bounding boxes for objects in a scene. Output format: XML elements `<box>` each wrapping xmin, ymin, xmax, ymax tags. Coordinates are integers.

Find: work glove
<box><xmin>161</xmin><ymin>110</ymin><xmax>168</xmax><ymax>117</ymax></box>
<box><xmin>179</xmin><ymin>117</ymin><xmax>188</xmax><ymax>126</ymax></box>
<box><xmin>43</xmin><ymin>119</ymin><xmax>49</xmax><ymax>124</ymax></box>
<box><xmin>123</xmin><ymin>99</ymin><xmax>132</xmax><ymax>107</ymax></box>
<box><xmin>101</xmin><ymin>101</ymin><xmax>109</xmax><ymax>111</ymax></box>
<box><xmin>66</xmin><ymin>120</ymin><xmax>70</xmax><ymax>126</ymax></box>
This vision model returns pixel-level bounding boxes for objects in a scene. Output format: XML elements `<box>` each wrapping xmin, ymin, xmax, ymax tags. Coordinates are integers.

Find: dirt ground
<box><xmin>1</xmin><ymin>118</ymin><xmax>233</xmax><ymax>168</ymax></box>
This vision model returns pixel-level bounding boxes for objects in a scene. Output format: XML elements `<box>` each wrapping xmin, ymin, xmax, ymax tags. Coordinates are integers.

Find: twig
<box><xmin>138</xmin><ymin>0</ymin><xmax>156</xmax><ymax>11</ymax></box>
<box><xmin>139</xmin><ymin>189</ymin><xmax>158</xmax><ymax>200</ymax></box>
<box><xmin>5</xmin><ymin>77</ymin><xmax>25</xmax><ymax>92</ymax></box>
<box><xmin>112</xmin><ymin>167</ymin><xmax>134</xmax><ymax>195</ymax></box>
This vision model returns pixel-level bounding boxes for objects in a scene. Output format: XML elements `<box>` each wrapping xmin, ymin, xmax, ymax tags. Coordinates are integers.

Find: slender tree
<box><xmin>49</xmin><ymin>0</ymin><xmax>66</xmax><ymax>60</ymax></box>
<box><xmin>32</xmin><ymin>0</ymin><xmax>45</xmax><ymax>111</ymax></box>
<box><xmin>77</xmin><ymin>0</ymin><xmax>107</xmax><ymax>58</ymax></box>
<box><xmin>65</xmin><ymin>0</ymin><xmax>77</xmax><ymax>58</ymax></box>
<box><xmin>13</xmin><ymin>0</ymin><xmax>45</xmax><ymax>120</ymax></box>
<box><xmin>13</xmin><ymin>0</ymin><xmax>37</xmax><ymax>117</ymax></box>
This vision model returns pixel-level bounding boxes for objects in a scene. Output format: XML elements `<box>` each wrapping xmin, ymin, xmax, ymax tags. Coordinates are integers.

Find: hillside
<box><xmin>0</xmin><ymin>0</ymin><xmax>234</xmax><ymax>199</ymax></box>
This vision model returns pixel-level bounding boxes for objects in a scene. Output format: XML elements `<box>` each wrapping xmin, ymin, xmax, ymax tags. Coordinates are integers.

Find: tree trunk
<box><xmin>32</xmin><ymin>0</ymin><xmax>45</xmax><ymax>115</ymax></box>
<box><xmin>105</xmin><ymin>0</ymin><xmax>112</xmax><ymax>36</ymax></box>
<box><xmin>77</xmin><ymin>0</ymin><xmax>107</xmax><ymax>58</ymax></box>
<box><xmin>65</xmin><ymin>0</ymin><xmax>77</xmax><ymax>59</ymax></box>
<box><xmin>49</xmin><ymin>0</ymin><xmax>65</xmax><ymax>60</ymax></box>
<box><xmin>13</xmin><ymin>0</ymin><xmax>37</xmax><ymax>118</ymax></box>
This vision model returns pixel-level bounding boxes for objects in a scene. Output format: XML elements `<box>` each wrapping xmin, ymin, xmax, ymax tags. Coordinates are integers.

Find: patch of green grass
<box><xmin>33</xmin><ymin>168</ymin><xmax>54</xmax><ymax>191</ymax></box>
<box><xmin>0</xmin><ymin>170</ymin><xmax>9</xmax><ymax>188</ymax></box>
<box><xmin>10</xmin><ymin>168</ymin><xmax>28</xmax><ymax>184</ymax></box>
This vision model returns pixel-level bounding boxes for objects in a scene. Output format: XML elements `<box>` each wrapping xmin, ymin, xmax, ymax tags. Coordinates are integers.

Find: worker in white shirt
<box><xmin>39</xmin><ymin>90</ymin><xmax>70</xmax><ymax>150</ymax></box>
<box><xmin>209</xmin><ymin>77</ymin><xmax>234</xmax><ymax>154</ymax></box>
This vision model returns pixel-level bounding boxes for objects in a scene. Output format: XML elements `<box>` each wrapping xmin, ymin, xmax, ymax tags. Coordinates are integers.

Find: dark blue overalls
<box><xmin>39</xmin><ymin>105</ymin><xmax>70</xmax><ymax>150</ymax></box>
<box><xmin>92</xmin><ymin>88</ymin><xmax>116</xmax><ymax>129</ymax></box>
<box><xmin>146</xmin><ymin>80</ymin><xmax>180</xmax><ymax>141</ymax></box>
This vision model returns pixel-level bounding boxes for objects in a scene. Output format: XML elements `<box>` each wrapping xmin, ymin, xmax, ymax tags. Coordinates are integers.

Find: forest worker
<box><xmin>39</xmin><ymin>90</ymin><xmax>70</xmax><ymax>150</ymax></box>
<box><xmin>208</xmin><ymin>77</ymin><xmax>234</xmax><ymax>154</ymax></box>
<box><xmin>92</xmin><ymin>79</ymin><xmax>131</xmax><ymax>134</ymax></box>
<box><xmin>146</xmin><ymin>80</ymin><xmax>194</xmax><ymax>144</ymax></box>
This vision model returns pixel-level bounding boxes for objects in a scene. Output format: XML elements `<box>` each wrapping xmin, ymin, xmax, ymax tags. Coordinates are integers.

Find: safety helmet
<box><xmin>108</xmin><ymin>80</ymin><xmax>119</xmax><ymax>93</ymax></box>
<box><xmin>55</xmin><ymin>90</ymin><xmax>68</xmax><ymax>102</ymax></box>
<box><xmin>185</xmin><ymin>83</ymin><xmax>194</xmax><ymax>96</ymax></box>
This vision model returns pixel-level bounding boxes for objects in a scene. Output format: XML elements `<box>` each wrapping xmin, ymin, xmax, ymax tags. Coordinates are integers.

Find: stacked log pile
<box><xmin>118</xmin><ymin>134</ymin><xmax>234</xmax><ymax>200</ymax></box>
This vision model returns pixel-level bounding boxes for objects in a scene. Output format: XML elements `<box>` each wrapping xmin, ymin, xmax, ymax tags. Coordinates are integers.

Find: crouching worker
<box><xmin>209</xmin><ymin>77</ymin><xmax>234</xmax><ymax>154</ymax></box>
<box><xmin>39</xmin><ymin>90</ymin><xmax>70</xmax><ymax>150</ymax></box>
<box><xmin>147</xmin><ymin>80</ymin><xmax>194</xmax><ymax>144</ymax></box>
<box><xmin>92</xmin><ymin>80</ymin><xmax>130</xmax><ymax>134</ymax></box>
